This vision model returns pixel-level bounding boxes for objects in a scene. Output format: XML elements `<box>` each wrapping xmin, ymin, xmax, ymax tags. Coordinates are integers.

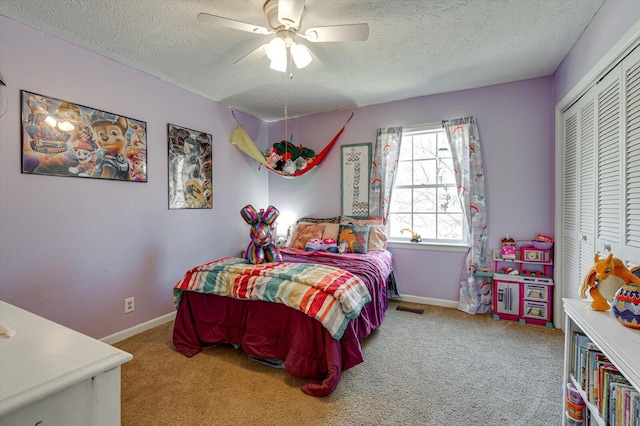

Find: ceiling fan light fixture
<box><xmin>266</xmin><ymin>37</ymin><xmax>286</xmax><ymax>61</ymax></box>
<box><xmin>291</xmin><ymin>43</ymin><xmax>312</xmax><ymax>69</ymax></box>
<box><xmin>270</xmin><ymin>55</ymin><xmax>288</xmax><ymax>73</ymax></box>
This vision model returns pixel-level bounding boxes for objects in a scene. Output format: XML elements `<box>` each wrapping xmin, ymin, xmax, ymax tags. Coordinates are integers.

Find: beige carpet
<box><xmin>114</xmin><ymin>302</ymin><xmax>565</xmax><ymax>425</ymax></box>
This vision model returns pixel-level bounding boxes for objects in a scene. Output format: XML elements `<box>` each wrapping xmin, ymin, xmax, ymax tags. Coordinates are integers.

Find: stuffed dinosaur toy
<box><xmin>240</xmin><ymin>204</ymin><xmax>283</xmax><ymax>264</ymax></box>
<box><xmin>580</xmin><ymin>253</ymin><xmax>640</xmax><ymax>310</ymax></box>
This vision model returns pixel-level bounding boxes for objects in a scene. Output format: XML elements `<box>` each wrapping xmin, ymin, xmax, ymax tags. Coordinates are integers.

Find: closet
<box><xmin>559</xmin><ymin>44</ymin><xmax>640</xmax><ymax>301</ymax></box>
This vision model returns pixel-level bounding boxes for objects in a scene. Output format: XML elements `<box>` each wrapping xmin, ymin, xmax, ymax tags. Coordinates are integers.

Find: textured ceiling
<box><xmin>0</xmin><ymin>0</ymin><xmax>604</xmax><ymax>121</ymax></box>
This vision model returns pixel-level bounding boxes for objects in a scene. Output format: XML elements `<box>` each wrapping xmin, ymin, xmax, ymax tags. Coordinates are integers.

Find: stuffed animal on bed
<box><xmin>580</xmin><ymin>253</ymin><xmax>640</xmax><ymax>310</ymax></box>
<box><xmin>305</xmin><ymin>238</ymin><xmax>338</xmax><ymax>253</ymax></box>
<box><xmin>240</xmin><ymin>205</ymin><xmax>283</xmax><ymax>264</ymax></box>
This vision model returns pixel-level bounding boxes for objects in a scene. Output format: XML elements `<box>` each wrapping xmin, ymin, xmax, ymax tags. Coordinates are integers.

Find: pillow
<box><xmin>340</xmin><ymin>216</ymin><xmax>385</xmax><ymax>226</ymax></box>
<box><xmin>289</xmin><ymin>223</ymin><xmax>325</xmax><ymax>249</ymax></box>
<box><xmin>321</xmin><ymin>222</ymin><xmax>340</xmax><ymax>241</ymax></box>
<box><xmin>368</xmin><ymin>225</ymin><xmax>388</xmax><ymax>251</ymax></box>
<box><xmin>340</xmin><ymin>217</ymin><xmax>387</xmax><ymax>251</ymax></box>
<box><xmin>297</xmin><ymin>221</ymin><xmax>340</xmax><ymax>242</ymax></box>
<box><xmin>297</xmin><ymin>216</ymin><xmax>341</xmax><ymax>224</ymax></box>
<box><xmin>338</xmin><ymin>223</ymin><xmax>370</xmax><ymax>254</ymax></box>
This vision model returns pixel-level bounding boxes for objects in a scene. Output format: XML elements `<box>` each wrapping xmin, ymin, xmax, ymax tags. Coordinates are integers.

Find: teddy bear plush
<box><xmin>240</xmin><ymin>205</ymin><xmax>283</xmax><ymax>264</ymax></box>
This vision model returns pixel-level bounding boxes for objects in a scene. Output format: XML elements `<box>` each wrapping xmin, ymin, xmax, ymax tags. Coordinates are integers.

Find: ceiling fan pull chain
<box><xmin>284</xmin><ymin>67</ymin><xmax>289</xmax><ymax>143</ymax></box>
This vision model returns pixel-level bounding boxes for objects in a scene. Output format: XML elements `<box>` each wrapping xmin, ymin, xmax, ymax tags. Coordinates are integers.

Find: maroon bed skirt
<box><xmin>173</xmin><ymin>281</ymin><xmax>388</xmax><ymax>396</ymax></box>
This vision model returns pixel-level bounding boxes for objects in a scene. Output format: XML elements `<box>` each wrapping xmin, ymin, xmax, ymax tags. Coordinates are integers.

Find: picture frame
<box><xmin>340</xmin><ymin>143</ymin><xmax>371</xmax><ymax>218</ymax></box>
<box><xmin>21</xmin><ymin>90</ymin><xmax>147</xmax><ymax>181</ymax></box>
<box><xmin>168</xmin><ymin>124</ymin><xmax>213</xmax><ymax>209</ymax></box>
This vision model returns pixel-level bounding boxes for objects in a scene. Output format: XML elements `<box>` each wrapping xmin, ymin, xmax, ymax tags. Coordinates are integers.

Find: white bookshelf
<box><xmin>562</xmin><ymin>298</ymin><xmax>640</xmax><ymax>425</ymax></box>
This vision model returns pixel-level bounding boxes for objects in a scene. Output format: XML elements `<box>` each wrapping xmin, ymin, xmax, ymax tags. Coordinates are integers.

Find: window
<box><xmin>388</xmin><ymin>124</ymin><xmax>464</xmax><ymax>243</ymax></box>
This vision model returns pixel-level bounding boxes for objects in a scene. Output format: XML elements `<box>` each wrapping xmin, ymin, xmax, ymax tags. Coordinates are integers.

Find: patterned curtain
<box><xmin>369</xmin><ymin>127</ymin><xmax>403</xmax><ymax>221</ymax></box>
<box><xmin>369</xmin><ymin>126</ymin><xmax>402</xmax><ymax>300</ymax></box>
<box><xmin>443</xmin><ymin>117</ymin><xmax>490</xmax><ymax>314</ymax></box>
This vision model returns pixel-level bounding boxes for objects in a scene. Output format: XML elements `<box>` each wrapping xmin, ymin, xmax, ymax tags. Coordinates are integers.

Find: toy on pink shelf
<box><xmin>240</xmin><ymin>204</ymin><xmax>283</xmax><ymax>264</ymax></box>
<box><xmin>502</xmin><ymin>267</ymin><xmax>519</xmax><ymax>275</ymax></box>
<box><xmin>501</xmin><ymin>235</ymin><xmax>516</xmax><ymax>260</ymax></box>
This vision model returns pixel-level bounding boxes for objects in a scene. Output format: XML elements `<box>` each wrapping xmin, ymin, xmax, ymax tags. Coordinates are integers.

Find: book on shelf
<box><xmin>587</xmin><ymin>347</ymin><xmax>604</xmax><ymax>402</ymax></box>
<box><xmin>593</xmin><ymin>352</ymin><xmax>613</xmax><ymax>408</ymax></box>
<box><xmin>609</xmin><ymin>382</ymin><xmax>638</xmax><ymax>426</ymax></box>
<box><xmin>598</xmin><ymin>365</ymin><xmax>621</xmax><ymax>421</ymax></box>
<box><xmin>572</xmin><ymin>332</ymin><xmax>591</xmax><ymax>387</ymax></box>
<box><xmin>602</xmin><ymin>369</ymin><xmax>629</xmax><ymax>424</ymax></box>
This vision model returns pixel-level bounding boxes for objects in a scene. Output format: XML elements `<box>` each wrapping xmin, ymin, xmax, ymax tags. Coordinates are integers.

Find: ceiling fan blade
<box><xmin>278</xmin><ymin>0</ymin><xmax>305</xmax><ymax>28</ymax></box>
<box><xmin>233</xmin><ymin>44</ymin><xmax>268</xmax><ymax>65</ymax></box>
<box><xmin>304</xmin><ymin>23</ymin><xmax>369</xmax><ymax>42</ymax></box>
<box><xmin>197</xmin><ymin>12</ymin><xmax>271</xmax><ymax>35</ymax></box>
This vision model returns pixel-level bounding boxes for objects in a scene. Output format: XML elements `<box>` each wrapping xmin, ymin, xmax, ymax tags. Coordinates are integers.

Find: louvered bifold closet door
<box><xmin>595</xmin><ymin>68</ymin><xmax>623</xmax><ymax>257</ymax></box>
<box><xmin>562</xmin><ymin>104</ymin><xmax>580</xmax><ymax>299</ymax></box>
<box><xmin>624</xmin><ymin>47</ymin><xmax>640</xmax><ymax>264</ymax></box>
<box><xmin>578</xmin><ymin>95</ymin><xmax>596</xmax><ymax>284</ymax></box>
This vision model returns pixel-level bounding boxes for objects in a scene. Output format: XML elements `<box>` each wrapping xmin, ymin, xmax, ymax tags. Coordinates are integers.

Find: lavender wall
<box><xmin>0</xmin><ymin>17</ymin><xmax>269</xmax><ymax>338</ymax></box>
<box><xmin>554</xmin><ymin>0</ymin><xmax>640</xmax><ymax>104</ymax></box>
<box><xmin>268</xmin><ymin>78</ymin><xmax>555</xmax><ymax>302</ymax></box>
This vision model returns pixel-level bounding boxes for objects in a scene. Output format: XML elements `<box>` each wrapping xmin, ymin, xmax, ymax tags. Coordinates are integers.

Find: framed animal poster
<box><xmin>20</xmin><ymin>90</ymin><xmax>147</xmax><ymax>181</ymax></box>
<box><xmin>341</xmin><ymin>143</ymin><xmax>371</xmax><ymax>218</ymax></box>
<box><xmin>168</xmin><ymin>124</ymin><xmax>213</xmax><ymax>209</ymax></box>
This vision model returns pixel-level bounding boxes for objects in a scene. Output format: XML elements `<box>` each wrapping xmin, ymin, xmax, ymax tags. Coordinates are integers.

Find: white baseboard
<box><xmin>100</xmin><ymin>311</ymin><xmax>176</xmax><ymax>345</ymax></box>
<box><xmin>394</xmin><ymin>295</ymin><xmax>459</xmax><ymax>309</ymax></box>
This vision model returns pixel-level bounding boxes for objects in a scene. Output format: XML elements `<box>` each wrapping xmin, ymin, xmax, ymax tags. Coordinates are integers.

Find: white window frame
<box><xmin>387</xmin><ymin>123</ymin><xmax>468</xmax><ymax>250</ymax></box>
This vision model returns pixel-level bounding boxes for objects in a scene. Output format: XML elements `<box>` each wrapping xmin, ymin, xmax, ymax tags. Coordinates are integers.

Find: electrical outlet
<box><xmin>124</xmin><ymin>297</ymin><xmax>135</xmax><ymax>313</ymax></box>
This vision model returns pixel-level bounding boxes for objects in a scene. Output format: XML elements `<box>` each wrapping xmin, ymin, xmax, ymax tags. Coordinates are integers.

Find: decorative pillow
<box><xmin>321</xmin><ymin>223</ymin><xmax>340</xmax><ymax>241</ymax></box>
<box><xmin>338</xmin><ymin>224</ymin><xmax>370</xmax><ymax>254</ymax></box>
<box><xmin>368</xmin><ymin>225</ymin><xmax>388</xmax><ymax>251</ymax></box>
<box><xmin>289</xmin><ymin>223</ymin><xmax>325</xmax><ymax>249</ymax></box>
<box><xmin>297</xmin><ymin>221</ymin><xmax>340</xmax><ymax>242</ymax></box>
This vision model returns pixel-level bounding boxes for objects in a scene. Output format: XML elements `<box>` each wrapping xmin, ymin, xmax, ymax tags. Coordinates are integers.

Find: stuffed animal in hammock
<box><xmin>240</xmin><ymin>204</ymin><xmax>283</xmax><ymax>264</ymax></box>
<box><xmin>580</xmin><ymin>253</ymin><xmax>640</xmax><ymax>310</ymax></box>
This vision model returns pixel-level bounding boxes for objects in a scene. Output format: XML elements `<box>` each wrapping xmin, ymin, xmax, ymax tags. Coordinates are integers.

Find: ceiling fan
<box><xmin>197</xmin><ymin>0</ymin><xmax>369</xmax><ymax>73</ymax></box>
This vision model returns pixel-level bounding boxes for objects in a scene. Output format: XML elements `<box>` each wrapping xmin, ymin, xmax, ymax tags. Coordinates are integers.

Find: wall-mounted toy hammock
<box><xmin>231</xmin><ymin>112</ymin><xmax>354</xmax><ymax>179</ymax></box>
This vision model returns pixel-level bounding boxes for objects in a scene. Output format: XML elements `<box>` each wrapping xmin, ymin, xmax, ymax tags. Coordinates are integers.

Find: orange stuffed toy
<box><xmin>580</xmin><ymin>253</ymin><xmax>640</xmax><ymax>310</ymax></box>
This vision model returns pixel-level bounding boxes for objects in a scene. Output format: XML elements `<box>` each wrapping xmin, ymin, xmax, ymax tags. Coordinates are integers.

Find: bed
<box><xmin>172</xmin><ymin>216</ymin><xmax>394</xmax><ymax>396</ymax></box>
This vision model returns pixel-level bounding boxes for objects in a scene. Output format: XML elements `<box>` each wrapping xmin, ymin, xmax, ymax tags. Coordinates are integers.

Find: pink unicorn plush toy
<box><xmin>240</xmin><ymin>204</ymin><xmax>283</xmax><ymax>264</ymax></box>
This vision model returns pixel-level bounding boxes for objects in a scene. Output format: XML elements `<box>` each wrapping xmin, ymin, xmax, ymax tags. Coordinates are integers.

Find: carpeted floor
<box><xmin>114</xmin><ymin>301</ymin><xmax>565</xmax><ymax>425</ymax></box>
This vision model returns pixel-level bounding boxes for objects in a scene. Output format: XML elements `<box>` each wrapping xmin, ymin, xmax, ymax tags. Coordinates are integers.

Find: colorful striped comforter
<box><xmin>173</xmin><ymin>257</ymin><xmax>371</xmax><ymax>339</ymax></box>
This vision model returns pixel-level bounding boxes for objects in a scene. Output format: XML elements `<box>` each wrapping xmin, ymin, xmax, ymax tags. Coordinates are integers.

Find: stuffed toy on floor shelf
<box><xmin>580</xmin><ymin>253</ymin><xmax>640</xmax><ymax>310</ymax></box>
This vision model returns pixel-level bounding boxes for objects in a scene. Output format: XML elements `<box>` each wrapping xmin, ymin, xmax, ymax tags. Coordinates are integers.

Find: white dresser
<box><xmin>0</xmin><ymin>300</ymin><xmax>132</xmax><ymax>425</ymax></box>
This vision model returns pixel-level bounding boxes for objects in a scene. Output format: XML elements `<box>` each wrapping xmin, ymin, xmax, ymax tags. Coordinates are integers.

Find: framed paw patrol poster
<box><xmin>168</xmin><ymin>124</ymin><xmax>212</xmax><ymax>209</ymax></box>
<box><xmin>20</xmin><ymin>90</ymin><xmax>147</xmax><ymax>182</ymax></box>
